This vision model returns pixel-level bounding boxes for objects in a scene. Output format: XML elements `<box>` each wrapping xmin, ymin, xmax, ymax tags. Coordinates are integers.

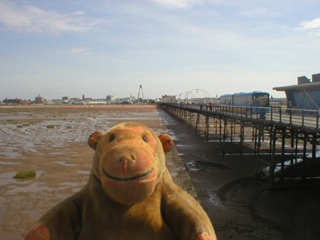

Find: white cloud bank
<box><xmin>0</xmin><ymin>0</ymin><xmax>97</xmax><ymax>34</ymax></box>
<box><xmin>300</xmin><ymin>18</ymin><xmax>320</xmax><ymax>35</ymax></box>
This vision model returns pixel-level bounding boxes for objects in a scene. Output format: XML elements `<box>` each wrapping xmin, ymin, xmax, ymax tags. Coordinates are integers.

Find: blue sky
<box><xmin>1</xmin><ymin>0</ymin><xmax>320</xmax><ymax>100</ymax></box>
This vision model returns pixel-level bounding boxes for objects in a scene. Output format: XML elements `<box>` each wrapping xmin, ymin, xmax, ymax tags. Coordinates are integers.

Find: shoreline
<box><xmin>0</xmin><ymin>104</ymin><xmax>158</xmax><ymax>110</ymax></box>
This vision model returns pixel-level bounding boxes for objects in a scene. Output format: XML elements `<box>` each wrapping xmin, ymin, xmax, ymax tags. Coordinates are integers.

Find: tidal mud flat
<box><xmin>1</xmin><ymin>105</ymin><xmax>320</xmax><ymax>240</ymax></box>
<box><xmin>0</xmin><ymin>105</ymin><xmax>182</xmax><ymax>239</ymax></box>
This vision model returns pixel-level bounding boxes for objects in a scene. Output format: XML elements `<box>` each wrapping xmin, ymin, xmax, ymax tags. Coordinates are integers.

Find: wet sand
<box><xmin>0</xmin><ymin>105</ymin><xmax>320</xmax><ymax>239</ymax></box>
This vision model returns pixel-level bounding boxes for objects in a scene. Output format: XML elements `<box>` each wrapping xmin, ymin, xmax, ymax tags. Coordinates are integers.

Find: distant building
<box><xmin>106</xmin><ymin>95</ymin><xmax>115</xmax><ymax>101</ymax></box>
<box><xmin>161</xmin><ymin>95</ymin><xmax>174</xmax><ymax>102</ymax></box>
<box><xmin>35</xmin><ymin>94</ymin><xmax>45</xmax><ymax>103</ymax></box>
<box><xmin>273</xmin><ymin>73</ymin><xmax>320</xmax><ymax>109</ymax></box>
<box><xmin>81</xmin><ymin>95</ymin><xmax>92</xmax><ymax>101</ymax></box>
<box><xmin>162</xmin><ymin>94</ymin><xmax>173</xmax><ymax>99</ymax></box>
<box><xmin>21</xmin><ymin>99</ymin><xmax>32</xmax><ymax>104</ymax></box>
<box><xmin>116</xmin><ymin>97</ymin><xmax>134</xmax><ymax>104</ymax></box>
<box><xmin>3</xmin><ymin>98</ymin><xmax>23</xmax><ymax>104</ymax></box>
<box><xmin>3</xmin><ymin>98</ymin><xmax>31</xmax><ymax>105</ymax></box>
<box><xmin>51</xmin><ymin>99</ymin><xmax>63</xmax><ymax>105</ymax></box>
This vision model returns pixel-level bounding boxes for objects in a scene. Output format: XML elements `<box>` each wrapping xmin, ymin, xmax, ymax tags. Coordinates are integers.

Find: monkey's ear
<box><xmin>158</xmin><ymin>134</ymin><xmax>174</xmax><ymax>153</ymax></box>
<box><xmin>88</xmin><ymin>131</ymin><xmax>104</xmax><ymax>150</ymax></box>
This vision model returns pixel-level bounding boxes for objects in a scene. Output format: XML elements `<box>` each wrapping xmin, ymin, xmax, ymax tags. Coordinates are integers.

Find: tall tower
<box><xmin>137</xmin><ymin>85</ymin><xmax>145</xmax><ymax>100</ymax></box>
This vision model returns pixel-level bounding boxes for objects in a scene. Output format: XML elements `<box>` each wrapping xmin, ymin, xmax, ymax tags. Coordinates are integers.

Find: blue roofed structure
<box><xmin>273</xmin><ymin>73</ymin><xmax>320</xmax><ymax>110</ymax></box>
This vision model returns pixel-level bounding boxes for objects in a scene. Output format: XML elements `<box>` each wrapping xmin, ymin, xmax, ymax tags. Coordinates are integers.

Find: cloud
<box><xmin>301</xmin><ymin>18</ymin><xmax>320</xmax><ymax>29</ymax></box>
<box><xmin>299</xmin><ymin>18</ymin><xmax>320</xmax><ymax>35</ymax></box>
<box><xmin>0</xmin><ymin>1</ymin><xmax>97</xmax><ymax>34</ymax></box>
<box><xmin>150</xmin><ymin>0</ymin><xmax>203</xmax><ymax>8</ymax></box>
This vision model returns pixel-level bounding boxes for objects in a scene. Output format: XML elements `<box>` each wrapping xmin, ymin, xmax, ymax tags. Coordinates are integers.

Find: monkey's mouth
<box><xmin>102</xmin><ymin>168</ymin><xmax>154</xmax><ymax>182</ymax></box>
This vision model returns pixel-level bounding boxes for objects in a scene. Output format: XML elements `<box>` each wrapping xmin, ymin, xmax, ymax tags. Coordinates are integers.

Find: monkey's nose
<box><xmin>119</xmin><ymin>156</ymin><xmax>135</xmax><ymax>163</ymax></box>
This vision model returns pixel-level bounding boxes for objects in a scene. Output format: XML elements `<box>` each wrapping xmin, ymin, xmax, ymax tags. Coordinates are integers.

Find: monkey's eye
<box><xmin>109</xmin><ymin>135</ymin><xmax>115</xmax><ymax>142</ymax></box>
<box><xmin>142</xmin><ymin>135</ymin><xmax>148</xmax><ymax>142</ymax></box>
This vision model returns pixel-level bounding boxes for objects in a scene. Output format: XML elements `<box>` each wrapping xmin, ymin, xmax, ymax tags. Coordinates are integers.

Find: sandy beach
<box><xmin>0</xmin><ymin>105</ymin><xmax>319</xmax><ymax>239</ymax></box>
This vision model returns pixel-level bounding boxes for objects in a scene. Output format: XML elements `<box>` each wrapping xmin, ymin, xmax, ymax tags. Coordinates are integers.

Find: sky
<box><xmin>1</xmin><ymin>0</ymin><xmax>320</xmax><ymax>100</ymax></box>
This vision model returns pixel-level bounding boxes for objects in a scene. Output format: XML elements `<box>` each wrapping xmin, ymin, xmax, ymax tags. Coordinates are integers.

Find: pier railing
<box><xmin>176</xmin><ymin>103</ymin><xmax>320</xmax><ymax>132</ymax></box>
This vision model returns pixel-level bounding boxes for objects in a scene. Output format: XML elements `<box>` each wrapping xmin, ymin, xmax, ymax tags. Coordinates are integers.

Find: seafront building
<box><xmin>273</xmin><ymin>73</ymin><xmax>320</xmax><ymax>109</ymax></box>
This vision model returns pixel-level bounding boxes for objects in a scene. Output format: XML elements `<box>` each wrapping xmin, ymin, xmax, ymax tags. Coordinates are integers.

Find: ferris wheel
<box><xmin>169</xmin><ymin>89</ymin><xmax>210</xmax><ymax>103</ymax></box>
<box><xmin>185</xmin><ymin>89</ymin><xmax>210</xmax><ymax>99</ymax></box>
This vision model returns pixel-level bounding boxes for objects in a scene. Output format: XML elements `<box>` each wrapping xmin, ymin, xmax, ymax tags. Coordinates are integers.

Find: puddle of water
<box><xmin>49</xmin><ymin>152</ymin><xmax>67</xmax><ymax>155</ymax></box>
<box><xmin>186</xmin><ymin>163</ymin><xmax>200</xmax><ymax>172</ymax></box>
<box><xmin>0</xmin><ymin>161</ymin><xmax>22</xmax><ymax>165</ymax></box>
<box><xmin>7</xmin><ymin>182</ymin><xmax>55</xmax><ymax>193</ymax></box>
<box><xmin>186</xmin><ymin>161</ymin><xmax>229</xmax><ymax>172</ymax></box>
<box><xmin>55</xmin><ymin>161</ymin><xmax>78</xmax><ymax>166</ymax></box>
<box><xmin>0</xmin><ymin>151</ymin><xmax>23</xmax><ymax>158</ymax></box>
<box><xmin>0</xmin><ymin>172</ymin><xmax>17</xmax><ymax>185</ymax></box>
<box><xmin>208</xmin><ymin>192</ymin><xmax>224</xmax><ymax>208</ymax></box>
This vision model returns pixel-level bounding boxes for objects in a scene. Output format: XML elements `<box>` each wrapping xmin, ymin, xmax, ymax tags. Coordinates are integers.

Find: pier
<box><xmin>159</xmin><ymin>103</ymin><xmax>320</xmax><ymax>189</ymax></box>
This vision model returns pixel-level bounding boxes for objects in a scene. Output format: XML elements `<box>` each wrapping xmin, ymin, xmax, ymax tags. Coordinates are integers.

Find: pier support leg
<box><xmin>312</xmin><ymin>134</ymin><xmax>317</xmax><ymax>160</ymax></box>
<box><xmin>205</xmin><ymin>116</ymin><xmax>209</xmax><ymax>142</ymax></box>
<box><xmin>302</xmin><ymin>134</ymin><xmax>307</xmax><ymax>182</ymax></box>
<box><xmin>295</xmin><ymin>133</ymin><xmax>299</xmax><ymax>164</ymax></box>
<box><xmin>222</xmin><ymin>119</ymin><xmax>227</xmax><ymax>155</ymax></box>
<box><xmin>255</xmin><ymin>126</ymin><xmax>263</xmax><ymax>176</ymax></box>
<box><xmin>269</xmin><ymin>127</ymin><xmax>277</xmax><ymax>189</ymax></box>
<box><xmin>254</xmin><ymin>125</ymin><xmax>258</xmax><ymax>155</ymax></box>
<box><xmin>219</xmin><ymin>118</ymin><xmax>222</xmax><ymax>142</ymax></box>
<box><xmin>281</xmin><ymin>128</ymin><xmax>286</xmax><ymax>181</ymax></box>
<box><xmin>240</xmin><ymin>122</ymin><xmax>244</xmax><ymax>155</ymax></box>
<box><xmin>230</xmin><ymin>121</ymin><xmax>233</xmax><ymax>142</ymax></box>
<box><xmin>195</xmin><ymin>113</ymin><xmax>200</xmax><ymax>133</ymax></box>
